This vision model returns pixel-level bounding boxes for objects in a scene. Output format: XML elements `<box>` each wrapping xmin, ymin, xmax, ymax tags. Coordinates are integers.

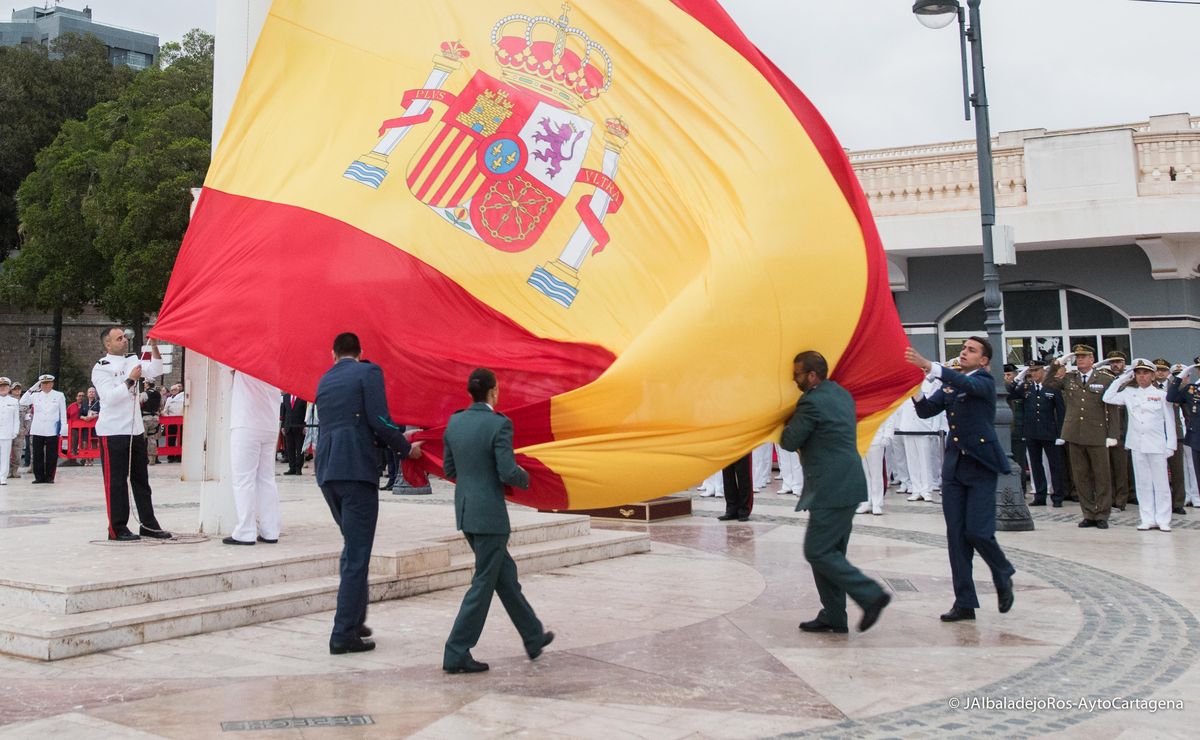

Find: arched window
<box><xmin>939</xmin><ymin>288</ymin><xmax>1129</xmax><ymax>364</ymax></box>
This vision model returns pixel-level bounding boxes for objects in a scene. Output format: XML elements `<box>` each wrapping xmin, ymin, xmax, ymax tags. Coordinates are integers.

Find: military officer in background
<box><xmin>1167</xmin><ymin>357</ymin><xmax>1200</xmax><ymax>509</ymax></box>
<box><xmin>1103</xmin><ymin>351</ymin><xmax>1132</xmax><ymax>511</ymax></box>
<box><xmin>1045</xmin><ymin>345</ymin><xmax>1120</xmax><ymax>529</ymax></box>
<box><xmin>1153</xmin><ymin>359</ymin><xmax>1188</xmax><ymax>515</ymax></box>
<box><xmin>19</xmin><ymin>374</ymin><xmax>68</xmax><ymax>484</ymax></box>
<box><xmin>1004</xmin><ymin>364</ymin><xmax>1029</xmax><ymax>497</ymax></box>
<box><xmin>1008</xmin><ymin>360</ymin><xmax>1066</xmax><ymax>507</ymax></box>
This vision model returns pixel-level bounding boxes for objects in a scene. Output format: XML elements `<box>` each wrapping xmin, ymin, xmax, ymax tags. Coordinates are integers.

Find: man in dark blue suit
<box><xmin>906</xmin><ymin>337</ymin><xmax>1015</xmax><ymax>622</ymax></box>
<box><xmin>315</xmin><ymin>332</ymin><xmax>421</xmax><ymax>654</ymax></box>
<box><xmin>1008</xmin><ymin>359</ymin><xmax>1067</xmax><ymax>507</ymax></box>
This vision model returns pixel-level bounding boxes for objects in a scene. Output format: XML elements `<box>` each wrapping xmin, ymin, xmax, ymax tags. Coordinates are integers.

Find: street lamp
<box><xmin>913</xmin><ymin>0</ymin><xmax>1033</xmax><ymax>531</ymax></box>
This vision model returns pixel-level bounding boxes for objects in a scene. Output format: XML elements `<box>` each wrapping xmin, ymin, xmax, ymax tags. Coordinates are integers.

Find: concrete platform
<box><xmin>0</xmin><ymin>466</ymin><xmax>648</xmax><ymax>661</ymax></box>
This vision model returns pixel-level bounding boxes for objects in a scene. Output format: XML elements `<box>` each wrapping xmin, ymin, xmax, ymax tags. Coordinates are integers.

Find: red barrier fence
<box><xmin>58</xmin><ymin>416</ymin><xmax>185</xmax><ymax>460</ymax></box>
<box><xmin>158</xmin><ymin>415</ymin><xmax>184</xmax><ymax>457</ymax></box>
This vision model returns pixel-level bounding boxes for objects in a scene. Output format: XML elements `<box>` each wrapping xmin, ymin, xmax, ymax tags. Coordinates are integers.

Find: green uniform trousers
<box><xmin>803</xmin><ymin>505</ymin><xmax>886</xmax><ymax>629</ymax></box>
<box><xmin>443</xmin><ymin>533</ymin><xmax>543</xmax><ymax>667</ymax></box>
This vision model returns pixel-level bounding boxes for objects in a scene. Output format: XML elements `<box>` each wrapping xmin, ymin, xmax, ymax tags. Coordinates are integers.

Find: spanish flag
<box><xmin>153</xmin><ymin>0</ymin><xmax>923</xmax><ymax>510</ymax></box>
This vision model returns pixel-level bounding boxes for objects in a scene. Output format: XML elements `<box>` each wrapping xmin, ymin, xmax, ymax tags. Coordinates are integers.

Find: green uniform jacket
<box><xmin>779</xmin><ymin>380</ymin><xmax>867</xmax><ymax>512</ymax></box>
<box><xmin>1044</xmin><ymin>364</ymin><xmax>1120</xmax><ymax>446</ymax></box>
<box><xmin>443</xmin><ymin>402</ymin><xmax>530</xmax><ymax>535</ymax></box>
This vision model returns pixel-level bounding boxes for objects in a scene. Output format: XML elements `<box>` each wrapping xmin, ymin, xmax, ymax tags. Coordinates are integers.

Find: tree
<box><xmin>0</xmin><ymin>34</ymin><xmax>133</xmax><ymax>260</ymax></box>
<box><xmin>88</xmin><ymin>30</ymin><xmax>214</xmax><ymax>334</ymax></box>
<box><xmin>2</xmin><ymin>30</ymin><xmax>213</xmax><ymax>377</ymax></box>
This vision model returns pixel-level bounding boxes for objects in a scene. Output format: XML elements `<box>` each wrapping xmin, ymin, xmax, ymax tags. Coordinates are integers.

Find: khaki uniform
<box><xmin>1046</xmin><ymin>364</ymin><xmax>1120</xmax><ymax>521</ymax></box>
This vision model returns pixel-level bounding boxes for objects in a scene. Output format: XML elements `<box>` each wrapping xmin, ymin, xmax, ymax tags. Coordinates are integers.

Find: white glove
<box><xmin>1060</xmin><ymin>352</ymin><xmax>1076</xmax><ymax>365</ymax></box>
<box><xmin>1055</xmin><ymin>438</ymin><xmax>1066</xmax><ymax>446</ymax></box>
<box><xmin>1105</xmin><ymin>438</ymin><xmax>1119</xmax><ymax>448</ymax></box>
<box><xmin>1014</xmin><ymin>367</ymin><xmax>1029</xmax><ymax>384</ymax></box>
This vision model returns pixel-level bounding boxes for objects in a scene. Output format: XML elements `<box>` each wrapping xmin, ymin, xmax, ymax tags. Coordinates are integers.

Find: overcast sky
<box><xmin>4</xmin><ymin>0</ymin><xmax>1197</xmax><ymax>150</ymax></box>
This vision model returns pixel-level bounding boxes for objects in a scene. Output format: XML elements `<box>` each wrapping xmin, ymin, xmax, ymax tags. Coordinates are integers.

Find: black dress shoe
<box><xmin>1078</xmin><ymin>519</ymin><xmax>1096</xmax><ymax>528</ymax></box>
<box><xmin>109</xmin><ymin>531</ymin><xmax>141</xmax><ymax>542</ymax></box>
<box><xmin>997</xmin><ymin>577</ymin><xmax>1014</xmax><ymax>614</ymax></box>
<box><xmin>282</xmin><ymin>470</ymin><xmax>297</xmax><ymax>476</ymax></box>
<box><xmin>329</xmin><ymin>637</ymin><xmax>375</xmax><ymax>654</ymax></box>
<box><xmin>1173</xmin><ymin>507</ymin><xmax>1187</xmax><ymax>515</ymax></box>
<box><xmin>717</xmin><ymin>514</ymin><xmax>738</xmax><ymax>521</ymax></box>
<box><xmin>379</xmin><ymin>483</ymin><xmax>394</xmax><ymax>491</ymax></box>
<box><xmin>444</xmin><ymin>656</ymin><xmax>489</xmax><ymax>673</ymax></box>
<box><xmin>737</xmin><ymin>516</ymin><xmax>750</xmax><ymax>522</ymax></box>
<box><xmin>257</xmin><ymin>536</ymin><xmax>278</xmax><ymax>544</ymax></box>
<box><xmin>357</xmin><ymin>625</ymin><xmax>372</xmax><ymax>638</ymax></box>
<box><xmin>140</xmin><ymin>527</ymin><xmax>173</xmax><ymax>539</ymax></box>
<box><xmin>1030</xmin><ymin>500</ymin><xmax>1046</xmax><ymax>507</ymax></box>
<box><xmin>1114</xmin><ymin>505</ymin><xmax>1126</xmax><ymax>511</ymax></box>
<box><xmin>222</xmin><ymin>536</ymin><xmax>255</xmax><ymax>545</ymax></box>
<box><xmin>940</xmin><ymin>606</ymin><xmax>976</xmax><ymax>622</ymax></box>
<box><xmin>799</xmin><ymin>618</ymin><xmax>848</xmax><ymax>634</ymax></box>
<box><xmin>858</xmin><ymin>592</ymin><xmax>891</xmax><ymax>632</ymax></box>
<box><xmin>1095</xmin><ymin>520</ymin><xmax>1109</xmax><ymax>529</ymax></box>
<box><xmin>30</xmin><ymin>480</ymin><xmax>43</xmax><ymax>484</ymax></box>
<box><xmin>527</xmin><ymin>630</ymin><xmax>555</xmax><ymax>660</ymax></box>
<box><xmin>1052</xmin><ymin>501</ymin><xmax>1063</xmax><ymax>508</ymax></box>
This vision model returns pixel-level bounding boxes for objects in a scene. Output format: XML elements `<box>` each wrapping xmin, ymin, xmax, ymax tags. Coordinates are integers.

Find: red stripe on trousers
<box><xmin>100</xmin><ymin>435</ymin><xmax>114</xmax><ymax>538</ymax></box>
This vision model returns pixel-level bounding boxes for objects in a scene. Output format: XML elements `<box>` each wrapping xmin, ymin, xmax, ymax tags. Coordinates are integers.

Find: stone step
<box><xmin>0</xmin><ymin>514</ymin><xmax>595</xmax><ymax>616</ymax></box>
<box><xmin>0</xmin><ymin>528</ymin><xmax>650</xmax><ymax>661</ymax></box>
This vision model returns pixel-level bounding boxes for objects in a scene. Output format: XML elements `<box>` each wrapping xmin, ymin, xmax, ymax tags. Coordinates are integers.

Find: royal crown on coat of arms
<box><xmin>342</xmin><ymin>3</ymin><xmax>629</xmax><ymax>310</ymax></box>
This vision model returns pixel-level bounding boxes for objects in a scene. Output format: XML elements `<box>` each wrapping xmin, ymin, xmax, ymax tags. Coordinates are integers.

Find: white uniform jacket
<box><xmin>19</xmin><ymin>389</ymin><xmax>67</xmax><ymax>437</ymax></box>
<box><xmin>1102</xmin><ymin>381</ymin><xmax>1177</xmax><ymax>455</ymax></box>
<box><xmin>0</xmin><ymin>395</ymin><xmax>20</xmax><ymax>440</ymax></box>
<box><xmin>93</xmin><ymin>353</ymin><xmax>164</xmax><ymax>436</ymax></box>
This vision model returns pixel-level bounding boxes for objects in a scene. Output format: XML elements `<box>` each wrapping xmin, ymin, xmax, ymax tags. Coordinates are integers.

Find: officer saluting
<box><xmin>93</xmin><ymin>327</ymin><xmax>171</xmax><ymax>541</ymax></box>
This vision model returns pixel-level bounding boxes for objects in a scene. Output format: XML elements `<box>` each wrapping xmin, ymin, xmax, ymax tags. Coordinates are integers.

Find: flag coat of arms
<box><xmin>153</xmin><ymin>0</ymin><xmax>923</xmax><ymax>511</ymax></box>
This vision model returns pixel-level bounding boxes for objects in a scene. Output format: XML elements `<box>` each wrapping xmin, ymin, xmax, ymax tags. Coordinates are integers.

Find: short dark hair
<box><xmin>101</xmin><ymin>326</ymin><xmax>122</xmax><ymax>344</ymax></box>
<box><xmin>468</xmin><ymin>367</ymin><xmax>497</xmax><ymax>402</ymax></box>
<box><xmin>332</xmin><ymin>332</ymin><xmax>361</xmax><ymax>357</ymax></box>
<box><xmin>793</xmin><ymin>350</ymin><xmax>828</xmax><ymax>381</ymax></box>
<box><xmin>966</xmin><ymin>335</ymin><xmax>993</xmax><ymax>362</ymax></box>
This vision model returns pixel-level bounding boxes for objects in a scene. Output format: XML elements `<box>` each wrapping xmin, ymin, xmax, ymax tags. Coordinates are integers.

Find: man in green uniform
<box><xmin>1045</xmin><ymin>345</ymin><xmax>1120</xmax><ymax>528</ymax></box>
<box><xmin>780</xmin><ymin>350</ymin><xmax>890</xmax><ymax>634</ymax></box>
<box><xmin>442</xmin><ymin>368</ymin><xmax>555</xmax><ymax>674</ymax></box>
<box><xmin>1104</xmin><ymin>351</ymin><xmax>1131</xmax><ymax>511</ymax></box>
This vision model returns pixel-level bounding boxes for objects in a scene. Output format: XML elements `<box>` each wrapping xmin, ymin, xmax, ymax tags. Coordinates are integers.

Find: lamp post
<box><xmin>913</xmin><ymin>0</ymin><xmax>1033</xmax><ymax>531</ymax></box>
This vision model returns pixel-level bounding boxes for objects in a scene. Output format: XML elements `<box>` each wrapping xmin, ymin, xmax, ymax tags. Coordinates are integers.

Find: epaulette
<box><xmin>97</xmin><ymin>359</ymin><xmax>110</xmax><ymax>366</ymax></box>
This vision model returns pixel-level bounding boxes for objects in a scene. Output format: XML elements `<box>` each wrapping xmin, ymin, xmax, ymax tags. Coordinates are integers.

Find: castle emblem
<box><xmin>342</xmin><ymin>4</ymin><xmax>630</xmax><ymax>308</ymax></box>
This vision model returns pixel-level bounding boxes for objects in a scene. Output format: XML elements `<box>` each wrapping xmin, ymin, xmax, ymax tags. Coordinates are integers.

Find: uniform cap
<box><xmin>37</xmin><ymin>374</ymin><xmax>54</xmax><ymax>383</ymax></box>
<box><xmin>1071</xmin><ymin>344</ymin><xmax>1095</xmax><ymax>355</ymax></box>
<box><xmin>1105</xmin><ymin>350</ymin><xmax>1127</xmax><ymax>361</ymax></box>
<box><xmin>1003</xmin><ymin>363</ymin><xmax>1017</xmax><ymax>373</ymax></box>
<box><xmin>0</xmin><ymin>377</ymin><xmax>9</xmax><ymax>386</ymax></box>
<box><xmin>1028</xmin><ymin>359</ymin><xmax>1047</xmax><ymax>368</ymax></box>
<box><xmin>1153</xmin><ymin>358</ymin><xmax>1171</xmax><ymax>370</ymax></box>
<box><xmin>1131</xmin><ymin>358</ymin><xmax>1156</xmax><ymax>372</ymax></box>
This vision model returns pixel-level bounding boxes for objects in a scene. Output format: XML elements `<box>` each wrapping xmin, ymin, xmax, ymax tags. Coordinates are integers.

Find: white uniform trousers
<box><xmin>775</xmin><ymin>445</ymin><xmax>803</xmax><ymax>495</ymax></box>
<box><xmin>698</xmin><ymin>470</ymin><xmax>724</xmax><ymax>497</ymax></box>
<box><xmin>1131</xmin><ymin>450</ymin><xmax>1173</xmax><ymax>530</ymax></box>
<box><xmin>901</xmin><ymin>434</ymin><xmax>938</xmax><ymax>501</ymax></box>
<box><xmin>889</xmin><ymin>437</ymin><xmax>910</xmax><ymax>491</ymax></box>
<box><xmin>861</xmin><ymin>443</ymin><xmax>886</xmax><ymax>513</ymax></box>
<box><xmin>751</xmin><ymin>442</ymin><xmax>774</xmax><ymax>491</ymax></box>
<box><xmin>0</xmin><ymin>439</ymin><xmax>9</xmax><ymax>482</ymax></box>
<box><xmin>230</xmin><ymin>427</ymin><xmax>282</xmax><ymax>542</ymax></box>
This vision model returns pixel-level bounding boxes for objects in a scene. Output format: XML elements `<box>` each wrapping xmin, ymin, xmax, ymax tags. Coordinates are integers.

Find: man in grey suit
<box><xmin>442</xmin><ymin>368</ymin><xmax>555</xmax><ymax>674</ymax></box>
<box><xmin>316</xmin><ymin>332</ymin><xmax>421</xmax><ymax>654</ymax></box>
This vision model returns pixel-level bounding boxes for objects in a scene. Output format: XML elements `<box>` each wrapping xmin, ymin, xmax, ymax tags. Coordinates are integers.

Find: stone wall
<box><xmin>0</xmin><ymin>306</ymin><xmax>183</xmax><ymax>396</ymax></box>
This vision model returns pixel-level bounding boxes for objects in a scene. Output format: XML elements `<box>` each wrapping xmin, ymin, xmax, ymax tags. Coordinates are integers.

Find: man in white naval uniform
<box><xmin>93</xmin><ymin>328</ymin><xmax>171</xmax><ymax>541</ymax></box>
<box><xmin>1103</xmin><ymin>359</ymin><xmax>1177</xmax><ymax>532</ymax></box>
<box><xmin>19</xmin><ymin>374</ymin><xmax>67</xmax><ymax>484</ymax></box>
<box><xmin>223</xmin><ymin>369</ymin><xmax>283</xmax><ymax>546</ymax></box>
<box><xmin>0</xmin><ymin>377</ymin><xmax>20</xmax><ymax>483</ymax></box>
<box><xmin>895</xmin><ymin>372</ymin><xmax>944</xmax><ymax>503</ymax></box>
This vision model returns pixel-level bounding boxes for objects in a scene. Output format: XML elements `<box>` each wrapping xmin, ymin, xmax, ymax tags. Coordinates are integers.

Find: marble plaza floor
<box><xmin>0</xmin><ymin>462</ymin><xmax>1197</xmax><ymax>739</ymax></box>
